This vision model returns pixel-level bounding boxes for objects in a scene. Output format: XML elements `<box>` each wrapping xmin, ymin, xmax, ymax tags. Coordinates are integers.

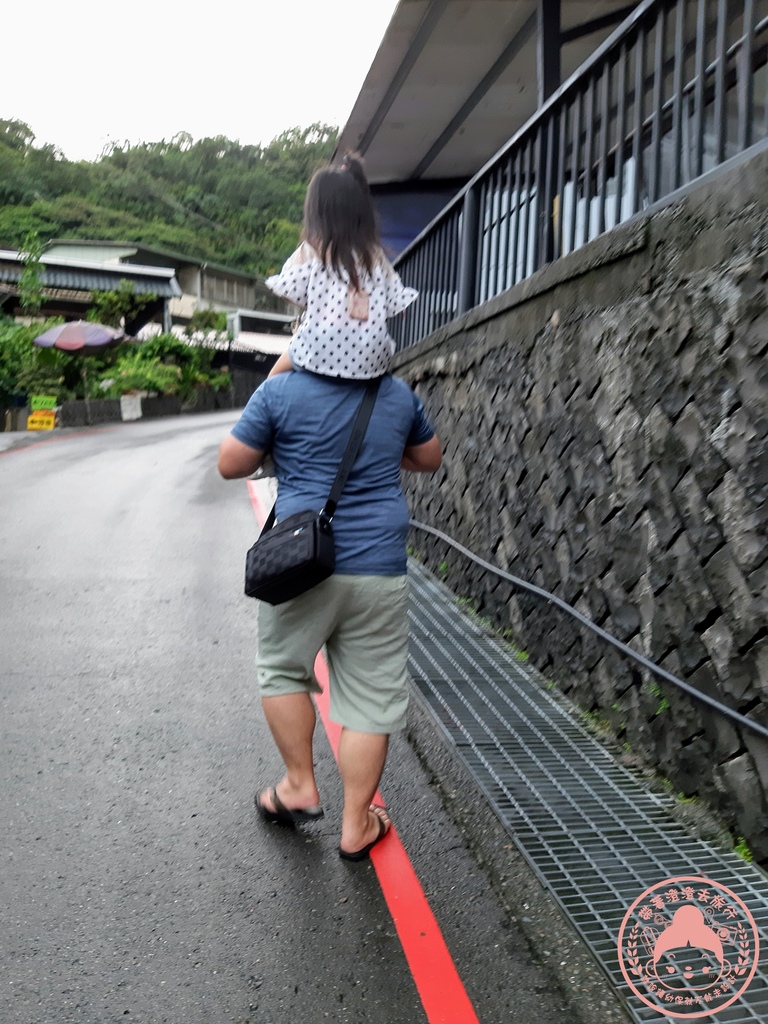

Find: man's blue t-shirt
<box><xmin>231</xmin><ymin>372</ymin><xmax>435</xmax><ymax>575</ymax></box>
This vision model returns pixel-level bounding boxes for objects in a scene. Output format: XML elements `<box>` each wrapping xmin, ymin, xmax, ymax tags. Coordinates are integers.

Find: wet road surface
<box><xmin>1</xmin><ymin>413</ymin><xmax>570</xmax><ymax>1023</ymax></box>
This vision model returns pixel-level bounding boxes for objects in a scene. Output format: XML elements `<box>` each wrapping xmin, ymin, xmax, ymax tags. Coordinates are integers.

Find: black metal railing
<box><xmin>391</xmin><ymin>0</ymin><xmax>768</xmax><ymax>351</ymax></box>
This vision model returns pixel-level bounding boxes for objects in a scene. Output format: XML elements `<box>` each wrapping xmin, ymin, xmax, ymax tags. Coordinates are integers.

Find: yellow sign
<box><xmin>27</xmin><ymin>410</ymin><xmax>56</xmax><ymax>431</ymax></box>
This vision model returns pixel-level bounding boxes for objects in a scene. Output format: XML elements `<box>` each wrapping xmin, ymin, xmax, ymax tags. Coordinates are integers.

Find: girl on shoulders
<box><xmin>265</xmin><ymin>153</ymin><xmax>417</xmax><ymax>380</ymax></box>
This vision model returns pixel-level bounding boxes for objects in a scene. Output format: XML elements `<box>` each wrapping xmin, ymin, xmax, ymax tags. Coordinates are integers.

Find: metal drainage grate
<box><xmin>407</xmin><ymin>559</ymin><xmax>768</xmax><ymax>1024</ymax></box>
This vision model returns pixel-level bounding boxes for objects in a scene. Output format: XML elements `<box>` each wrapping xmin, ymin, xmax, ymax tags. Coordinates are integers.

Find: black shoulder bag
<box><xmin>244</xmin><ymin>379</ymin><xmax>380</xmax><ymax>604</ymax></box>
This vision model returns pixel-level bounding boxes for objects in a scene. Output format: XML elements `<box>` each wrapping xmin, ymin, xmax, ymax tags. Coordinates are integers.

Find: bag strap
<box><xmin>322</xmin><ymin>377</ymin><xmax>380</xmax><ymax>520</ymax></box>
<box><xmin>260</xmin><ymin>377</ymin><xmax>381</xmax><ymax>532</ymax></box>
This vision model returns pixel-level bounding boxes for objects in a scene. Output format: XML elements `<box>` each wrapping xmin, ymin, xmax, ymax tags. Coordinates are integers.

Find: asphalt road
<box><xmin>0</xmin><ymin>413</ymin><xmax>570</xmax><ymax>1024</ymax></box>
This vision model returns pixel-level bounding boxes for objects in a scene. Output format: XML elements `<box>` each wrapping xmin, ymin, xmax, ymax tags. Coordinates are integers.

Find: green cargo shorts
<box><xmin>256</xmin><ymin>573</ymin><xmax>410</xmax><ymax>734</ymax></box>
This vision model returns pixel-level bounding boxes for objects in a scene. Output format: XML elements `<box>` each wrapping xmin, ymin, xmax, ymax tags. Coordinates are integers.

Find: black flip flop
<box><xmin>338</xmin><ymin>805</ymin><xmax>391</xmax><ymax>861</ymax></box>
<box><xmin>256</xmin><ymin>786</ymin><xmax>324</xmax><ymax>824</ymax></box>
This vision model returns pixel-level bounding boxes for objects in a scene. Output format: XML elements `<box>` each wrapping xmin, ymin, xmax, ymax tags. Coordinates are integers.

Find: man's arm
<box><xmin>401</xmin><ymin>434</ymin><xmax>442</xmax><ymax>473</ymax></box>
<box><xmin>218</xmin><ymin>435</ymin><xmax>265</xmax><ymax>479</ymax></box>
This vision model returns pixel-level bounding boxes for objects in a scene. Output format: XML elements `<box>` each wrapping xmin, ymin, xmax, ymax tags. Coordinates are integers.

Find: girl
<box><xmin>265</xmin><ymin>153</ymin><xmax>417</xmax><ymax>380</ymax></box>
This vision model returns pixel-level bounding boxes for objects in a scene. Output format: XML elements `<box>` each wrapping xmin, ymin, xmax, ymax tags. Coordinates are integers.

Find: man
<box><xmin>218</xmin><ymin>370</ymin><xmax>441</xmax><ymax>860</ymax></box>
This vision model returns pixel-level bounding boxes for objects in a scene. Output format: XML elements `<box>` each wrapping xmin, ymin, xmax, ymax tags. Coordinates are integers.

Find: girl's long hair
<box><xmin>302</xmin><ymin>152</ymin><xmax>379</xmax><ymax>290</ymax></box>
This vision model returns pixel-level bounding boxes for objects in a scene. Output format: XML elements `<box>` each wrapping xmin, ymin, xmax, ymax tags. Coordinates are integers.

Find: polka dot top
<box><xmin>265</xmin><ymin>242</ymin><xmax>418</xmax><ymax>379</ymax></box>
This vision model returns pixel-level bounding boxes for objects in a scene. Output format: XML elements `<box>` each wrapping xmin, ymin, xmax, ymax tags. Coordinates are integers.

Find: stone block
<box><xmin>744</xmin><ymin>718</ymin><xmax>768</xmax><ymax>793</ymax></box>
<box><xmin>648</xmin><ymin>550</ymin><xmax>674</xmax><ymax>594</ymax></box>
<box><xmin>141</xmin><ymin>396</ymin><xmax>182</xmax><ymax>418</ymax></box>
<box><xmin>645</xmin><ymin>468</ymin><xmax>682</xmax><ymax>550</ymax></box>
<box><xmin>728</xmin><ymin>338</ymin><xmax>768</xmax><ymax>421</ymax></box>
<box><xmin>670</xmin><ymin>469</ymin><xmax>724</xmax><ymax>562</ymax></box>
<box><xmin>572</xmin><ymin>620</ymin><xmax>605</xmax><ymax>672</ymax></box>
<box><xmin>642</xmin><ymin>601</ymin><xmax>671</xmax><ymax>658</ymax></box>
<box><xmin>703</xmin><ymin>547</ymin><xmax>758</xmax><ymax>644</ymax></box>
<box><xmin>600</xmin><ymin>569</ymin><xmax>638</xmax><ymax>640</ymax></box>
<box><xmin>536</xmin><ymin>479</ymin><xmax>561</xmax><ymax>535</ymax></box>
<box><xmin>709</xmin><ymin>406</ymin><xmax>758</xmax><ymax>470</ymax></box>
<box><xmin>654</xmin><ymin>584</ymin><xmax>709</xmax><ymax>671</ymax></box>
<box><xmin>611</xmin><ymin>514</ymin><xmax>648</xmax><ymax>591</ymax></box>
<box><xmin>659</xmin><ymin>378</ymin><xmax>694</xmax><ymax>422</ymax></box>
<box><xmin>715</xmin><ymin>753</ymin><xmax>768</xmax><ymax>861</ymax></box>
<box><xmin>569</xmin><ymin>506</ymin><xmax>593</xmax><ymax>563</ymax></box>
<box><xmin>668</xmin><ymin>738</ymin><xmax>713</xmax><ymax>795</ymax></box>
<box><xmin>726</xmin><ymin>654</ymin><xmax>759</xmax><ymax>705</ymax></box>
<box><xmin>689</xmin><ymin>664</ymin><xmax>743</xmax><ymax>760</ymax></box>
<box><xmin>690</xmin><ymin>442</ymin><xmax>729</xmax><ymax>496</ymax></box>
<box><xmin>743</xmin><ymin>444</ymin><xmax>768</xmax><ymax>507</ymax></box>
<box><xmin>740</xmin><ymin>638</ymin><xmax>768</xmax><ymax>704</ymax></box>
<box><xmin>590</xmin><ymin>646</ymin><xmax>634</xmax><ymax>705</ymax></box>
<box><xmin>554</xmin><ymin>533</ymin><xmax>571</xmax><ymax>586</ymax></box>
<box><xmin>667</xmin><ymin>534</ymin><xmax>716</xmax><ymax>625</ymax></box>
<box><xmin>737</xmin><ymin>308</ymin><xmax>768</xmax><ymax>358</ymax></box>
<box><xmin>700</xmin><ymin>616</ymin><xmax>735</xmax><ymax>682</ymax></box>
<box><xmin>674</xmin><ymin>404</ymin><xmax>706</xmax><ymax>457</ymax></box>
<box><xmin>661</xmin><ymin>668</ymin><xmax>707</xmax><ymax>734</ymax></box>
<box><xmin>659</xmin><ymin>424</ymin><xmax>693</xmax><ymax>490</ymax></box>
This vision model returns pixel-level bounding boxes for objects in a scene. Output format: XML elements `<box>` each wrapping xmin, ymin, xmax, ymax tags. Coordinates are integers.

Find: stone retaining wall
<box><xmin>395</xmin><ymin>146</ymin><xmax>768</xmax><ymax>861</ymax></box>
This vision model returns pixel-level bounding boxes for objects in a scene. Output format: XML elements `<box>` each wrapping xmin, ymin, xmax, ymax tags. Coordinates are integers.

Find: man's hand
<box><xmin>218</xmin><ymin>435</ymin><xmax>265</xmax><ymax>479</ymax></box>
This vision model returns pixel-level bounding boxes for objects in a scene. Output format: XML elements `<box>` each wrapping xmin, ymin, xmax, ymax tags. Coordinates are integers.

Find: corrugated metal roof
<box><xmin>44</xmin><ymin>239</ymin><xmax>266</xmax><ymax>283</ymax></box>
<box><xmin>137</xmin><ymin>323</ymin><xmax>287</xmax><ymax>357</ymax></box>
<box><xmin>0</xmin><ymin>253</ymin><xmax>181</xmax><ymax>297</ymax></box>
<box><xmin>188</xmin><ymin>331</ymin><xmax>288</xmax><ymax>356</ymax></box>
<box><xmin>230</xmin><ymin>331</ymin><xmax>289</xmax><ymax>355</ymax></box>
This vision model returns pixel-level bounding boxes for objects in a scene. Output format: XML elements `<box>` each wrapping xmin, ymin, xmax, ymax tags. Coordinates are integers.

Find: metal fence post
<box><xmin>457</xmin><ymin>186</ymin><xmax>479</xmax><ymax>315</ymax></box>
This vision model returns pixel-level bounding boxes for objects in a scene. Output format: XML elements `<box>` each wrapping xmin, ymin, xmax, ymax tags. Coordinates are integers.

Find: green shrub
<box><xmin>0</xmin><ymin>318</ymin><xmax>83</xmax><ymax>403</ymax></box>
<box><xmin>96</xmin><ymin>332</ymin><xmax>231</xmax><ymax>398</ymax></box>
<box><xmin>97</xmin><ymin>350</ymin><xmax>181</xmax><ymax>397</ymax></box>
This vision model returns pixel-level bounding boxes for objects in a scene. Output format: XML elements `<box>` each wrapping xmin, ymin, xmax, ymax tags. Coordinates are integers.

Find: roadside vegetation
<box><xmin>0</xmin><ymin>310</ymin><xmax>232</xmax><ymax>406</ymax></box>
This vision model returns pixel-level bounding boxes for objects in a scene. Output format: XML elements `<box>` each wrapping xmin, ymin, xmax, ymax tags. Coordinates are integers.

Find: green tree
<box><xmin>17</xmin><ymin>231</ymin><xmax>48</xmax><ymax>316</ymax></box>
<box><xmin>0</xmin><ymin>119</ymin><xmax>35</xmax><ymax>152</ymax></box>
<box><xmin>185</xmin><ymin>308</ymin><xmax>227</xmax><ymax>335</ymax></box>
<box><xmin>0</xmin><ymin>120</ymin><xmax>339</xmax><ymax>278</ymax></box>
<box><xmin>88</xmin><ymin>280</ymin><xmax>157</xmax><ymax>329</ymax></box>
<box><xmin>259</xmin><ymin>218</ymin><xmax>301</xmax><ymax>275</ymax></box>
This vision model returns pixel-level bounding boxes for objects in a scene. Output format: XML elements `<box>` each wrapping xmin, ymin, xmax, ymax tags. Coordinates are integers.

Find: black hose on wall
<box><xmin>409</xmin><ymin>518</ymin><xmax>768</xmax><ymax>743</ymax></box>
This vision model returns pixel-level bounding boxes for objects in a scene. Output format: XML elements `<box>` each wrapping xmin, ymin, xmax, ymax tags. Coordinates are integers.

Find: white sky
<box><xmin>2</xmin><ymin>0</ymin><xmax>400</xmax><ymax>161</ymax></box>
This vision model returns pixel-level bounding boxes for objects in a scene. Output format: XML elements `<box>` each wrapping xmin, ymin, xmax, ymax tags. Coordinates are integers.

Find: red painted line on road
<box><xmin>0</xmin><ymin>425</ymin><xmax>119</xmax><ymax>457</ymax></box>
<box><xmin>246</xmin><ymin>480</ymin><xmax>480</xmax><ymax>1024</ymax></box>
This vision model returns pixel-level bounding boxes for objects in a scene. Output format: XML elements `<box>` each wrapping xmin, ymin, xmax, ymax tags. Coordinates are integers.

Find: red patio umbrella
<box><xmin>33</xmin><ymin>320</ymin><xmax>126</xmax><ymax>351</ymax></box>
<box><xmin>33</xmin><ymin>320</ymin><xmax>128</xmax><ymax>425</ymax></box>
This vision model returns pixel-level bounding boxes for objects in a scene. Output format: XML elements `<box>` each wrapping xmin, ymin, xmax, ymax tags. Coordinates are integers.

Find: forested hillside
<box><xmin>0</xmin><ymin>119</ymin><xmax>338</xmax><ymax>276</ymax></box>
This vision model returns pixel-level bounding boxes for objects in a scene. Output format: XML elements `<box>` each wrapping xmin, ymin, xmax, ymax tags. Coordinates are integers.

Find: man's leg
<box><xmin>337</xmin><ymin>728</ymin><xmax>391</xmax><ymax>854</ymax></box>
<box><xmin>259</xmin><ymin>691</ymin><xmax>322</xmax><ymax>812</ymax></box>
<box><xmin>256</xmin><ymin>585</ymin><xmax>338</xmax><ymax>814</ymax></box>
<box><xmin>326</xmin><ymin>576</ymin><xmax>408</xmax><ymax>854</ymax></box>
